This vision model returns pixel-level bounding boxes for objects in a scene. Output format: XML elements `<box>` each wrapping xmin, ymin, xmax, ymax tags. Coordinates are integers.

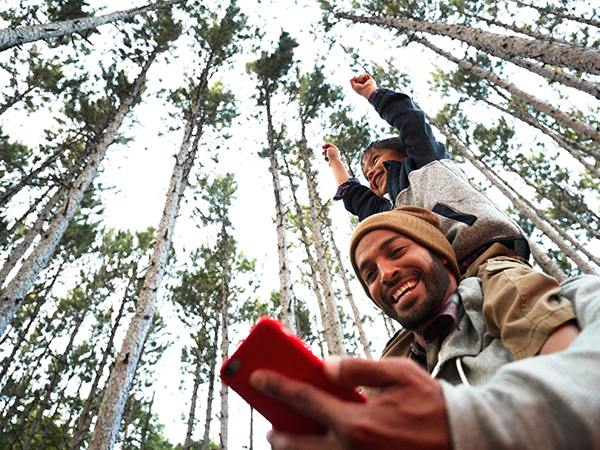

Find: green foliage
<box><xmin>246</xmin><ymin>31</ymin><xmax>299</xmax><ymax>105</ymax></box>
<box><xmin>0</xmin><ymin>127</ymin><xmax>31</xmax><ymax>189</ymax></box>
<box><xmin>291</xmin><ymin>64</ymin><xmax>343</xmax><ymax>124</ymax></box>
<box><xmin>325</xmin><ymin>106</ymin><xmax>373</xmax><ymax>177</ymax></box>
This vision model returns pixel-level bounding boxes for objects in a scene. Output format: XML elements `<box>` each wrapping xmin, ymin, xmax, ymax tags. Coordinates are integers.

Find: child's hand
<box><xmin>322</xmin><ymin>143</ymin><xmax>340</xmax><ymax>166</ymax></box>
<box><xmin>350</xmin><ymin>74</ymin><xmax>377</xmax><ymax>99</ymax></box>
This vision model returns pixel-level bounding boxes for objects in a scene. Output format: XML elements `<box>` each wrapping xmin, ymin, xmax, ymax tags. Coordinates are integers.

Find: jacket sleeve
<box><xmin>371</xmin><ymin>88</ymin><xmax>449</xmax><ymax>169</ymax></box>
<box><xmin>442</xmin><ymin>274</ymin><xmax>600</xmax><ymax>450</ymax></box>
<box><xmin>342</xmin><ymin>182</ymin><xmax>392</xmax><ymax>221</ymax></box>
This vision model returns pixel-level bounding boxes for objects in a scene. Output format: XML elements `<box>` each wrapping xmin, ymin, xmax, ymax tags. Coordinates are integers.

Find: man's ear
<box><xmin>439</xmin><ymin>257</ymin><xmax>448</xmax><ymax>265</ymax></box>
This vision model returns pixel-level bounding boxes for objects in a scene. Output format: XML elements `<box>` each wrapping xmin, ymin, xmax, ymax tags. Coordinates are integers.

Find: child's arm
<box><xmin>322</xmin><ymin>143</ymin><xmax>351</xmax><ymax>186</ymax></box>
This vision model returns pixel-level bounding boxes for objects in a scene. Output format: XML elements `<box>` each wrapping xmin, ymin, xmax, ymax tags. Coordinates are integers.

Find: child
<box><xmin>324</xmin><ymin>73</ymin><xmax>576</xmax><ymax>360</ymax></box>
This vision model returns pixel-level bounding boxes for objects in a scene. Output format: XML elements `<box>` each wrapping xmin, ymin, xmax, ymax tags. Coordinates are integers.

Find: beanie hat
<box><xmin>349</xmin><ymin>206</ymin><xmax>460</xmax><ymax>298</ymax></box>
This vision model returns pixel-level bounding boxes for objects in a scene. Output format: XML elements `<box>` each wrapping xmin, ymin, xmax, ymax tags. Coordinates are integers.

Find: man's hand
<box><xmin>250</xmin><ymin>357</ymin><xmax>451</xmax><ymax>450</ymax></box>
<box><xmin>350</xmin><ymin>73</ymin><xmax>378</xmax><ymax>99</ymax></box>
<box><xmin>322</xmin><ymin>143</ymin><xmax>340</xmax><ymax>165</ymax></box>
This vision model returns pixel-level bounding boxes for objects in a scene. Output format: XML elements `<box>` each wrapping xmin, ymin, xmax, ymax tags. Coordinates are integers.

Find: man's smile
<box><xmin>389</xmin><ymin>277</ymin><xmax>419</xmax><ymax>305</ymax></box>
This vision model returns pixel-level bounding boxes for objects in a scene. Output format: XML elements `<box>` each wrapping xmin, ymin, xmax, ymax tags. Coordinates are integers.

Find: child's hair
<box><xmin>360</xmin><ymin>137</ymin><xmax>407</xmax><ymax>164</ymax></box>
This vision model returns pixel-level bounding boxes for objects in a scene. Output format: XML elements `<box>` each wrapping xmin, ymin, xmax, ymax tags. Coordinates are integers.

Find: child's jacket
<box><xmin>338</xmin><ymin>87</ymin><xmax>528</xmax><ymax>267</ymax></box>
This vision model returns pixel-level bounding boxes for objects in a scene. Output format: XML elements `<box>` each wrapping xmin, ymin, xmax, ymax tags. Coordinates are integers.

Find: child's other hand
<box><xmin>351</xmin><ymin>74</ymin><xmax>377</xmax><ymax>99</ymax></box>
<box><xmin>322</xmin><ymin>143</ymin><xmax>340</xmax><ymax>166</ymax></box>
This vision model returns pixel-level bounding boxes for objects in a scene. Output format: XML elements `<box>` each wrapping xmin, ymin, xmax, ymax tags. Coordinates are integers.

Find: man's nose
<box><xmin>380</xmin><ymin>260</ymin><xmax>399</xmax><ymax>284</ymax></box>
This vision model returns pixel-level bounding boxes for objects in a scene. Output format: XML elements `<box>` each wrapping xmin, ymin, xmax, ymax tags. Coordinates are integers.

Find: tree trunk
<box><xmin>321</xmin><ymin>212</ymin><xmax>372</xmax><ymax>358</ymax></box>
<box><xmin>68</xmin><ymin>280</ymin><xmax>132</xmax><ymax>450</ymax></box>
<box><xmin>298</xmin><ymin>131</ymin><xmax>345</xmax><ymax>356</ymax></box>
<box><xmin>459</xmin><ymin>13</ymin><xmax>600</xmax><ymax>99</ymax></box>
<box><xmin>0</xmin><ymin>84</ymin><xmax>36</xmax><ymax>116</ymax></box>
<box><xmin>0</xmin><ymin>187</ymin><xmax>50</xmax><ymax>246</ymax></box>
<box><xmin>0</xmin><ymin>258</ymin><xmax>63</xmax><ymax>381</ymax></box>
<box><xmin>0</xmin><ymin>0</ymin><xmax>184</xmax><ymax>52</ymax></box>
<box><xmin>139</xmin><ymin>391</ymin><xmax>155</xmax><ymax>450</ymax></box>
<box><xmin>282</xmin><ymin>157</ymin><xmax>334</xmax><ymax>353</ymax></box>
<box><xmin>485</xmin><ymin>143</ymin><xmax>600</xmax><ymax>241</ymax></box>
<box><xmin>431</xmin><ymin>114</ymin><xmax>598</xmax><ymax>275</ymax></box>
<box><xmin>0</xmin><ymin>145</ymin><xmax>66</xmax><ymax>209</ymax></box>
<box><xmin>183</xmin><ymin>339</ymin><xmax>203</xmax><ymax>450</ymax></box>
<box><xmin>202</xmin><ymin>316</ymin><xmax>220</xmax><ymax>450</ymax></box>
<box><xmin>474</xmin><ymin>93</ymin><xmax>600</xmax><ymax>177</ymax></box>
<box><xmin>264</xmin><ymin>94</ymin><xmax>296</xmax><ymax>331</ymax></box>
<box><xmin>23</xmin><ymin>304</ymin><xmax>89</xmax><ymax>450</ymax></box>
<box><xmin>88</xmin><ymin>49</ymin><xmax>203</xmax><ymax>449</ymax></box>
<box><xmin>414</xmin><ymin>36</ymin><xmax>600</xmax><ymax>147</ymax></box>
<box><xmin>35</xmin><ymin>382</ymin><xmax>68</xmax><ymax>450</ymax></box>
<box><xmin>463</xmin><ymin>162</ymin><xmax>569</xmax><ymax>282</ymax></box>
<box><xmin>249</xmin><ymin>407</ymin><xmax>254</xmax><ymax>450</ymax></box>
<box><xmin>528</xmin><ymin>240</ymin><xmax>568</xmax><ymax>282</ymax></box>
<box><xmin>0</xmin><ymin>49</ymin><xmax>157</xmax><ymax>337</ymax></box>
<box><xmin>0</xmin><ymin>144</ymin><xmax>91</xmax><ymax>288</ymax></box>
<box><xmin>510</xmin><ymin>0</ymin><xmax>600</xmax><ymax>29</ymax></box>
<box><xmin>219</xmin><ymin>225</ymin><xmax>230</xmax><ymax>450</ymax></box>
<box><xmin>335</xmin><ymin>12</ymin><xmax>600</xmax><ymax>75</ymax></box>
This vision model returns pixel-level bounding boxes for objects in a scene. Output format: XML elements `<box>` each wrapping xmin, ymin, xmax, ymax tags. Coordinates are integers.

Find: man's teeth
<box><xmin>392</xmin><ymin>279</ymin><xmax>418</xmax><ymax>302</ymax></box>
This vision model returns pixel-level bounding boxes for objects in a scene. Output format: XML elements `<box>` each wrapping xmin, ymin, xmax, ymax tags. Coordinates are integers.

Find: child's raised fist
<box><xmin>322</xmin><ymin>143</ymin><xmax>340</xmax><ymax>165</ymax></box>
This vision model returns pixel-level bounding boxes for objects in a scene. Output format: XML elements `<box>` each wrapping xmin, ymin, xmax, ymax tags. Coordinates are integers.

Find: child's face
<box><xmin>361</xmin><ymin>147</ymin><xmax>405</xmax><ymax>197</ymax></box>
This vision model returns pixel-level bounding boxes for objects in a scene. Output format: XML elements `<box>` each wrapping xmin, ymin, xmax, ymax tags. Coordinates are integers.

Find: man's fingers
<box><xmin>324</xmin><ymin>357</ymin><xmax>426</xmax><ymax>389</ymax></box>
<box><xmin>250</xmin><ymin>370</ymin><xmax>347</xmax><ymax>428</ymax></box>
<box><xmin>267</xmin><ymin>429</ymin><xmax>344</xmax><ymax>450</ymax></box>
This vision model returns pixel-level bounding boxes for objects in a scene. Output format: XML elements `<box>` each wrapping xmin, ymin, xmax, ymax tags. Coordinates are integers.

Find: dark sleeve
<box><xmin>342</xmin><ymin>182</ymin><xmax>392</xmax><ymax>221</ymax></box>
<box><xmin>371</xmin><ymin>88</ymin><xmax>449</xmax><ymax>169</ymax></box>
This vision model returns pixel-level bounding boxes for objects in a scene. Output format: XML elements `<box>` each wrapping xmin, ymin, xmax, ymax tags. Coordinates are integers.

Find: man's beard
<box><xmin>387</xmin><ymin>251</ymin><xmax>450</xmax><ymax>331</ymax></box>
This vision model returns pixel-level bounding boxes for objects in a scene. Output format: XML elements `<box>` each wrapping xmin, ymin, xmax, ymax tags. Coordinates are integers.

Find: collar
<box><xmin>409</xmin><ymin>291</ymin><xmax>463</xmax><ymax>371</ymax></box>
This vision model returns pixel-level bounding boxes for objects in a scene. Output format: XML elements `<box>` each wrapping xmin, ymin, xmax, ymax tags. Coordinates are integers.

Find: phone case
<box><xmin>220</xmin><ymin>315</ymin><xmax>366</xmax><ymax>435</ymax></box>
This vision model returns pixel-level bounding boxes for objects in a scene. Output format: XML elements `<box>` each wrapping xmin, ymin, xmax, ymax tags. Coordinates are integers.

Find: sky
<box><xmin>3</xmin><ymin>0</ymin><xmax>597</xmax><ymax>449</ymax></box>
<box><xmin>0</xmin><ymin>1</ymin><xmax>502</xmax><ymax>448</ymax></box>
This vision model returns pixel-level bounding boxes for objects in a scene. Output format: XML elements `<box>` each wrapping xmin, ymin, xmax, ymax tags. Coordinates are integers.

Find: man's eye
<box><xmin>391</xmin><ymin>247</ymin><xmax>405</xmax><ymax>257</ymax></box>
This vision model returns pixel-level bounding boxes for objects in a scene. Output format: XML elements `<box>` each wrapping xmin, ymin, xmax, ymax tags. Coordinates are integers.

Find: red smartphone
<box><xmin>220</xmin><ymin>316</ymin><xmax>366</xmax><ymax>435</ymax></box>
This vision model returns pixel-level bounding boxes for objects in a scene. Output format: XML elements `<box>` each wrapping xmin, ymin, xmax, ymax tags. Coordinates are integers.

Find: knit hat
<box><xmin>349</xmin><ymin>206</ymin><xmax>460</xmax><ymax>298</ymax></box>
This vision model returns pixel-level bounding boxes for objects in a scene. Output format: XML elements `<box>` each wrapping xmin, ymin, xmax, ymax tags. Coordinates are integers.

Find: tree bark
<box><xmin>414</xmin><ymin>36</ymin><xmax>600</xmax><ymax>148</ymax></box>
<box><xmin>0</xmin><ymin>145</ymin><xmax>91</xmax><ymax>288</ymax></box>
<box><xmin>23</xmin><ymin>303</ymin><xmax>89</xmax><ymax>450</ymax></box>
<box><xmin>219</xmin><ymin>224</ymin><xmax>230</xmax><ymax>450</ymax></box>
<box><xmin>509</xmin><ymin>0</ymin><xmax>600</xmax><ymax>29</ymax></box>
<box><xmin>264</xmin><ymin>94</ymin><xmax>296</xmax><ymax>331</ymax></box>
<box><xmin>139</xmin><ymin>391</ymin><xmax>154</xmax><ymax>450</ymax></box>
<box><xmin>183</xmin><ymin>338</ymin><xmax>203</xmax><ymax>450</ymax></box>
<box><xmin>0</xmin><ymin>0</ymin><xmax>184</xmax><ymax>52</ymax></box>
<box><xmin>335</xmin><ymin>12</ymin><xmax>600</xmax><ymax>75</ymax></box>
<box><xmin>202</xmin><ymin>317</ymin><xmax>220</xmax><ymax>450</ymax></box>
<box><xmin>282</xmin><ymin>156</ymin><xmax>334</xmax><ymax>353</ymax></box>
<box><xmin>321</xmin><ymin>211</ymin><xmax>372</xmax><ymax>358</ymax></box>
<box><xmin>298</xmin><ymin>131</ymin><xmax>346</xmax><ymax>356</ymax></box>
<box><xmin>0</xmin><ymin>144</ymin><xmax>67</xmax><ymax>209</ymax></box>
<box><xmin>431</xmin><ymin>114</ymin><xmax>598</xmax><ymax>275</ymax></box>
<box><xmin>68</xmin><ymin>280</ymin><xmax>132</xmax><ymax>450</ymax></box>
<box><xmin>0</xmin><ymin>50</ymin><xmax>157</xmax><ymax>337</ymax></box>
<box><xmin>474</xmin><ymin>92</ymin><xmax>600</xmax><ymax>177</ymax></box>
<box><xmin>0</xmin><ymin>187</ymin><xmax>50</xmax><ymax>246</ymax></box>
<box><xmin>87</xmin><ymin>49</ymin><xmax>200</xmax><ymax>449</ymax></box>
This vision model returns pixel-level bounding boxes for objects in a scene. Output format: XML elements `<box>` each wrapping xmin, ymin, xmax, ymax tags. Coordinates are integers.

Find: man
<box><xmin>249</xmin><ymin>207</ymin><xmax>597</xmax><ymax>449</ymax></box>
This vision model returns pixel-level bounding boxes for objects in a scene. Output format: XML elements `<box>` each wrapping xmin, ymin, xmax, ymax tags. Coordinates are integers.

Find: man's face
<box><xmin>361</xmin><ymin>147</ymin><xmax>404</xmax><ymax>197</ymax></box>
<box><xmin>355</xmin><ymin>229</ymin><xmax>455</xmax><ymax>331</ymax></box>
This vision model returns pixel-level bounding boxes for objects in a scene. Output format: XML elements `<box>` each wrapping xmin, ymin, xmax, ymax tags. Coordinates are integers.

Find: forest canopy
<box><xmin>0</xmin><ymin>0</ymin><xmax>598</xmax><ymax>448</ymax></box>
